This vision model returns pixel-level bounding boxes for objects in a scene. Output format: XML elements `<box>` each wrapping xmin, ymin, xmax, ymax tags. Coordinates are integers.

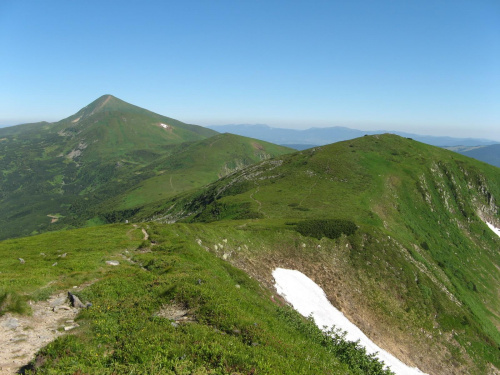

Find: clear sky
<box><xmin>1</xmin><ymin>0</ymin><xmax>499</xmax><ymax>140</ymax></box>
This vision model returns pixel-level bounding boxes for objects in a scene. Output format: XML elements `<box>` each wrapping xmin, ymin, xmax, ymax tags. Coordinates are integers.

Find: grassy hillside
<box><xmin>98</xmin><ymin>133</ymin><xmax>294</xmax><ymax>212</ymax></box>
<box><xmin>0</xmin><ymin>95</ymin><xmax>218</xmax><ymax>240</ymax></box>
<box><xmin>136</xmin><ymin>134</ymin><xmax>500</xmax><ymax>374</ymax></box>
<box><xmin>0</xmin><ymin>95</ymin><xmax>291</xmax><ymax>240</ymax></box>
<box><xmin>0</xmin><ymin>224</ymin><xmax>393</xmax><ymax>374</ymax></box>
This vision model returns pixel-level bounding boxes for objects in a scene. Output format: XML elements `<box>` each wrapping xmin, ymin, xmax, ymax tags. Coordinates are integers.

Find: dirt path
<box><xmin>299</xmin><ymin>181</ymin><xmax>317</xmax><ymax>207</ymax></box>
<box><xmin>250</xmin><ymin>185</ymin><xmax>268</xmax><ymax>218</ymax></box>
<box><xmin>0</xmin><ymin>292</ymin><xmax>82</xmax><ymax>374</ymax></box>
<box><xmin>142</xmin><ymin>228</ymin><xmax>149</xmax><ymax>240</ymax></box>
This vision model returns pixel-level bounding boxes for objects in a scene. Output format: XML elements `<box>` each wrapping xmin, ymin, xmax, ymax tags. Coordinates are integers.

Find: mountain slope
<box><xmin>0</xmin><ymin>98</ymin><xmax>295</xmax><ymax>240</ymax></box>
<box><xmin>207</xmin><ymin>124</ymin><xmax>499</xmax><ymax>147</ymax></box>
<box><xmin>0</xmin><ymin>95</ymin><xmax>220</xmax><ymax>240</ymax></box>
<box><xmin>54</xmin><ymin>95</ymin><xmax>216</xmax><ymax>161</ymax></box>
<box><xmin>0</xmin><ymin>223</ymin><xmax>393</xmax><ymax>374</ymax></box>
<box><xmin>140</xmin><ymin>134</ymin><xmax>500</xmax><ymax>374</ymax></box>
<box><xmin>96</xmin><ymin>133</ymin><xmax>294</xmax><ymax>213</ymax></box>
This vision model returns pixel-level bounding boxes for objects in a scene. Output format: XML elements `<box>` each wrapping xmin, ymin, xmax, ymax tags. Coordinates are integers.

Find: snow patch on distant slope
<box><xmin>485</xmin><ymin>221</ymin><xmax>500</xmax><ymax>238</ymax></box>
<box><xmin>273</xmin><ymin>268</ymin><xmax>428</xmax><ymax>375</ymax></box>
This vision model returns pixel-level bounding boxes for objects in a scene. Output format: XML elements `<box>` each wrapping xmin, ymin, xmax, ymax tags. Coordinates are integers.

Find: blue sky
<box><xmin>1</xmin><ymin>0</ymin><xmax>499</xmax><ymax>140</ymax></box>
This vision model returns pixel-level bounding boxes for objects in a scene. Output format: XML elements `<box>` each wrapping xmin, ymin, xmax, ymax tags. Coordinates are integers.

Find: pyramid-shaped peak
<box><xmin>86</xmin><ymin>94</ymin><xmax>127</xmax><ymax>112</ymax></box>
<box><xmin>65</xmin><ymin>95</ymin><xmax>157</xmax><ymax>123</ymax></box>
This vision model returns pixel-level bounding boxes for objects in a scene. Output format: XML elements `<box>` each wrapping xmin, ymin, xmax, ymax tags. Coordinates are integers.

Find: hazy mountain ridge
<box><xmin>446</xmin><ymin>144</ymin><xmax>500</xmax><ymax>168</ymax></box>
<box><xmin>208</xmin><ymin>124</ymin><xmax>499</xmax><ymax>147</ymax></box>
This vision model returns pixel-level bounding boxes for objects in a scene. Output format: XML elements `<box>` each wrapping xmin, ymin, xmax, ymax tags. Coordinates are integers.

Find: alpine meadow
<box><xmin>0</xmin><ymin>96</ymin><xmax>499</xmax><ymax>375</ymax></box>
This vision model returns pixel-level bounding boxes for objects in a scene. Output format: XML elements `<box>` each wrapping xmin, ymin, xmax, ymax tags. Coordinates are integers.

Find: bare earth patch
<box><xmin>0</xmin><ymin>292</ymin><xmax>82</xmax><ymax>374</ymax></box>
<box><xmin>155</xmin><ymin>303</ymin><xmax>195</xmax><ymax>323</ymax></box>
<box><xmin>46</xmin><ymin>215</ymin><xmax>59</xmax><ymax>224</ymax></box>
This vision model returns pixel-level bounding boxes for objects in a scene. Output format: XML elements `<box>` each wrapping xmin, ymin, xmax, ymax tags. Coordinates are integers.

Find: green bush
<box><xmin>295</xmin><ymin>219</ymin><xmax>357</xmax><ymax>240</ymax></box>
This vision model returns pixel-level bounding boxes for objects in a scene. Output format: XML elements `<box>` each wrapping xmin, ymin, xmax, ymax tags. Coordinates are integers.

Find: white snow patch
<box><xmin>160</xmin><ymin>123</ymin><xmax>171</xmax><ymax>129</ymax></box>
<box><xmin>485</xmin><ymin>221</ymin><xmax>500</xmax><ymax>238</ymax></box>
<box><xmin>273</xmin><ymin>268</ymin><xmax>428</xmax><ymax>375</ymax></box>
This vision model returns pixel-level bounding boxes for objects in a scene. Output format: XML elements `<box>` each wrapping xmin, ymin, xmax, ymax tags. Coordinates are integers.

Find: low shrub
<box><xmin>295</xmin><ymin>219</ymin><xmax>357</xmax><ymax>240</ymax></box>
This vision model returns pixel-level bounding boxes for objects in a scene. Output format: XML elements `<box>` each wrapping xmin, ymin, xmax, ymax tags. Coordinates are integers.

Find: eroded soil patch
<box><xmin>0</xmin><ymin>292</ymin><xmax>83</xmax><ymax>374</ymax></box>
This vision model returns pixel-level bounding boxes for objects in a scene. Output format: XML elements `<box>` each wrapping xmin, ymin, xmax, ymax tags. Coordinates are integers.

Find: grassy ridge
<box><xmin>1</xmin><ymin>224</ymin><xmax>392</xmax><ymax>374</ymax></box>
<box><xmin>98</xmin><ymin>133</ymin><xmax>294</xmax><ymax>211</ymax></box>
<box><xmin>136</xmin><ymin>134</ymin><xmax>500</xmax><ymax>373</ymax></box>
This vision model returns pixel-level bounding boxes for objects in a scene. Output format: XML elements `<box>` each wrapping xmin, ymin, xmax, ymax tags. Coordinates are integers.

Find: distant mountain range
<box><xmin>445</xmin><ymin>144</ymin><xmax>500</xmax><ymax>168</ymax></box>
<box><xmin>207</xmin><ymin>124</ymin><xmax>499</xmax><ymax>148</ymax></box>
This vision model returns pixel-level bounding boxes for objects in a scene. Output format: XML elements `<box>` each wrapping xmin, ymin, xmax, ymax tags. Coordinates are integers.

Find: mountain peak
<box><xmin>93</xmin><ymin>94</ymin><xmax>115</xmax><ymax>107</ymax></box>
<box><xmin>65</xmin><ymin>95</ymin><xmax>152</xmax><ymax>123</ymax></box>
<box><xmin>85</xmin><ymin>94</ymin><xmax>126</xmax><ymax>113</ymax></box>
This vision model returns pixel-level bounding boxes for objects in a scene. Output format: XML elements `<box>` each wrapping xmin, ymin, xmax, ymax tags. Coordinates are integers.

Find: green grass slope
<box><xmin>139</xmin><ymin>134</ymin><xmax>500</xmax><ymax>374</ymax></box>
<box><xmin>0</xmin><ymin>224</ymin><xmax>393</xmax><ymax>374</ymax></box>
<box><xmin>0</xmin><ymin>95</ymin><xmax>220</xmax><ymax>240</ymax></box>
<box><xmin>97</xmin><ymin>133</ymin><xmax>295</xmax><ymax>212</ymax></box>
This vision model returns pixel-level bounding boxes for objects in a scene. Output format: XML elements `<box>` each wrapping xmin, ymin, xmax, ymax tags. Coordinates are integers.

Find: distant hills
<box><xmin>446</xmin><ymin>144</ymin><xmax>500</xmax><ymax>168</ymax></box>
<box><xmin>208</xmin><ymin>123</ymin><xmax>499</xmax><ymax>148</ymax></box>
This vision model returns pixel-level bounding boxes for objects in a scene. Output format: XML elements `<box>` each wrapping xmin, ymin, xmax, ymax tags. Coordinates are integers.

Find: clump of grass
<box><xmin>0</xmin><ymin>290</ymin><xmax>29</xmax><ymax>316</ymax></box>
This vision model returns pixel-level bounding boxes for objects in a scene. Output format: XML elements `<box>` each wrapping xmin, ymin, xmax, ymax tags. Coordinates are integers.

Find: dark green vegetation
<box><xmin>1</xmin><ymin>224</ymin><xmax>392</xmax><ymax>374</ymax></box>
<box><xmin>0</xmin><ymin>95</ymin><xmax>292</xmax><ymax>240</ymax></box>
<box><xmin>136</xmin><ymin>134</ymin><xmax>500</xmax><ymax>374</ymax></box>
<box><xmin>294</xmin><ymin>219</ymin><xmax>357</xmax><ymax>240</ymax></box>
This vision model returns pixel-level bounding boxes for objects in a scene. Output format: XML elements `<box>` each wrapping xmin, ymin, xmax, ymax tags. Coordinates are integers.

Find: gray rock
<box><xmin>49</xmin><ymin>296</ymin><xmax>67</xmax><ymax>308</ymax></box>
<box><xmin>53</xmin><ymin>305</ymin><xmax>71</xmax><ymax>312</ymax></box>
<box><xmin>2</xmin><ymin>317</ymin><xmax>19</xmax><ymax>330</ymax></box>
<box><xmin>106</xmin><ymin>260</ymin><xmax>120</xmax><ymax>266</ymax></box>
<box><xmin>18</xmin><ymin>258</ymin><xmax>25</xmax><ymax>264</ymax></box>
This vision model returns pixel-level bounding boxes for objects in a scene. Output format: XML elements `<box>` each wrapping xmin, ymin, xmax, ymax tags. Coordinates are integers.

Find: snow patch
<box><xmin>160</xmin><ymin>123</ymin><xmax>171</xmax><ymax>130</ymax></box>
<box><xmin>485</xmin><ymin>221</ymin><xmax>500</xmax><ymax>238</ymax></box>
<box><xmin>273</xmin><ymin>268</ymin><xmax>428</xmax><ymax>375</ymax></box>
